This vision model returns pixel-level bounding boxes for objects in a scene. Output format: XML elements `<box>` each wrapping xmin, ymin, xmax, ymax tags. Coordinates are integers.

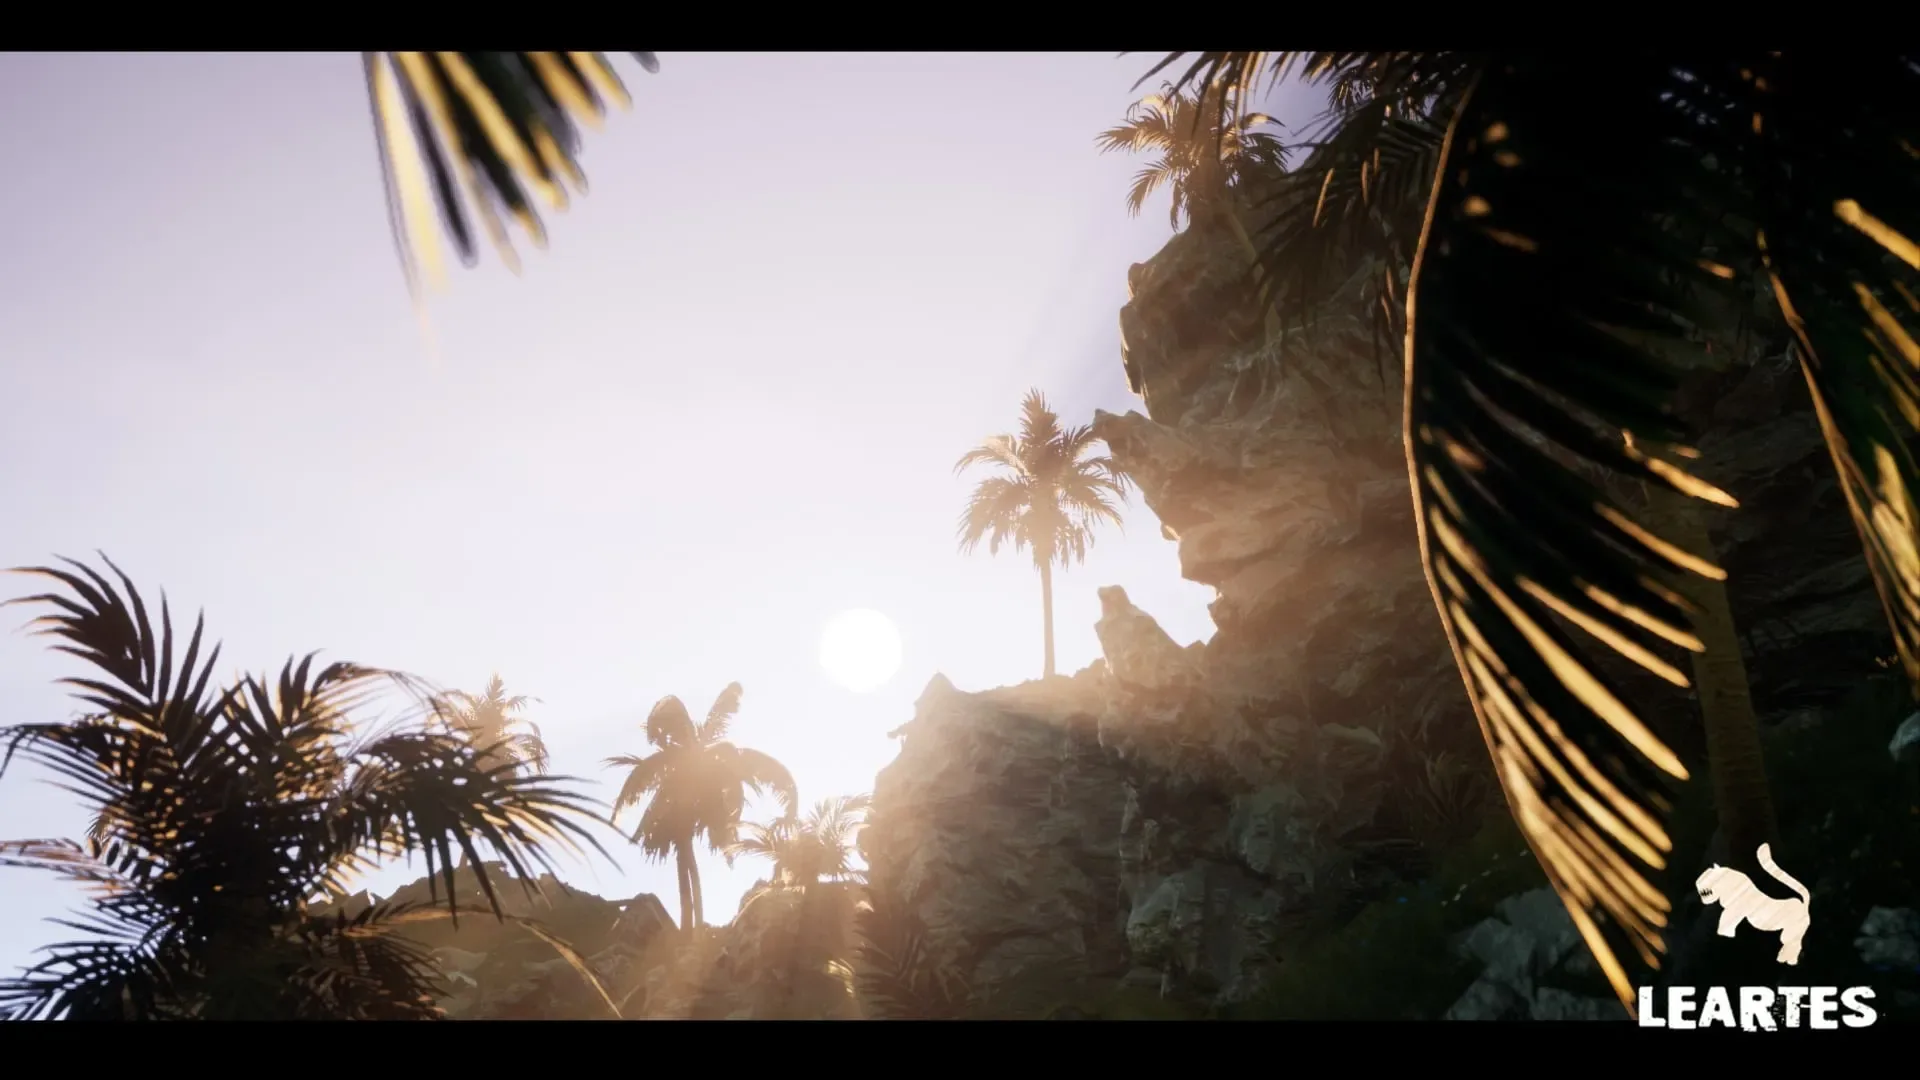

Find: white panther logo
<box><xmin>1695</xmin><ymin>843</ymin><xmax>1812</xmax><ymax>966</ymax></box>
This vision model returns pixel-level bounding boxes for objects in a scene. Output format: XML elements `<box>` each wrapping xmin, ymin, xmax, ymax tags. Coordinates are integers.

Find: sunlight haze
<box><xmin>0</xmin><ymin>51</ymin><xmax>1327</xmax><ymax>977</ymax></box>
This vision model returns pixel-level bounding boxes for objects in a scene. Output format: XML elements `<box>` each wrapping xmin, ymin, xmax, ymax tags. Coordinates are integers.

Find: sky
<box><xmin>0</xmin><ymin>52</ymin><xmax>1327</xmax><ymax>978</ymax></box>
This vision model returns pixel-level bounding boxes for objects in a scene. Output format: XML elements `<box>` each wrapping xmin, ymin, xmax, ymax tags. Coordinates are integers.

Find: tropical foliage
<box><xmin>956</xmin><ymin>389</ymin><xmax>1133</xmax><ymax>678</ymax></box>
<box><xmin>725</xmin><ymin>794</ymin><xmax>872</xmax><ymax>1018</ymax></box>
<box><xmin>433</xmin><ymin>675</ymin><xmax>548</xmax><ymax>777</ymax></box>
<box><xmin>605</xmin><ymin>684</ymin><xmax>796</xmax><ymax>932</ymax></box>
<box><xmin>728</xmin><ymin>793</ymin><xmax>872</xmax><ymax>911</ymax></box>
<box><xmin>362</xmin><ymin>51</ymin><xmax>657</xmax><ymax>299</ymax></box>
<box><xmin>851</xmin><ymin>880</ymin><xmax>974</xmax><ymax>1020</ymax></box>
<box><xmin>1136</xmin><ymin>49</ymin><xmax>1920</xmax><ymax>1015</ymax></box>
<box><xmin>0</xmin><ymin>557</ymin><xmax>612</xmax><ymax>1020</ymax></box>
<box><xmin>1095</xmin><ymin>79</ymin><xmax>1286</xmax><ymax>229</ymax></box>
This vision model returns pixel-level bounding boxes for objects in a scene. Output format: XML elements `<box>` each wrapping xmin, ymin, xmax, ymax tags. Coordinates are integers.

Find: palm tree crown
<box><xmin>433</xmin><ymin>675</ymin><xmax>548</xmax><ymax>777</ymax></box>
<box><xmin>0</xmin><ymin>556</ymin><xmax>609</xmax><ymax>1020</ymax></box>
<box><xmin>1096</xmin><ymin>79</ymin><xmax>1286</xmax><ymax>229</ymax></box>
<box><xmin>604</xmin><ymin>683</ymin><xmax>796</xmax><ymax>931</ymax></box>
<box><xmin>956</xmin><ymin>389</ymin><xmax>1131</xmax><ymax>678</ymax></box>
<box><xmin>728</xmin><ymin>793</ymin><xmax>872</xmax><ymax>908</ymax></box>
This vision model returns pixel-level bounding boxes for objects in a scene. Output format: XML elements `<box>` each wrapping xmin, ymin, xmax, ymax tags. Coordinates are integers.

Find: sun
<box><xmin>819</xmin><ymin>609</ymin><xmax>903</xmax><ymax>693</ymax></box>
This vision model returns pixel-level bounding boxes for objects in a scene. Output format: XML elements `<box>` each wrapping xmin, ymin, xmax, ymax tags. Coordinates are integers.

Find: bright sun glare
<box><xmin>819</xmin><ymin>609</ymin><xmax>903</xmax><ymax>693</ymax></box>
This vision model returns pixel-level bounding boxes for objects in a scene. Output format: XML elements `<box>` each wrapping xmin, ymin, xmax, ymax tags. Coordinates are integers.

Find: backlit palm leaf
<box><xmin>363</xmin><ymin>51</ymin><xmax>658</xmax><ymax>299</ymax></box>
<box><xmin>1398</xmin><ymin>53</ymin><xmax>1844</xmax><ymax>1015</ymax></box>
<box><xmin>0</xmin><ymin>556</ymin><xmax>612</xmax><ymax>1019</ymax></box>
<box><xmin>1746</xmin><ymin>55</ymin><xmax>1920</xmax><ymax>691</ymax></box>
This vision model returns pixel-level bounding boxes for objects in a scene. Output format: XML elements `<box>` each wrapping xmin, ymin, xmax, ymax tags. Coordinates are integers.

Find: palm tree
<box><xmin>727</xmin><ymin>793</ymin><xmax>872</xmax><ymax>908</ymax></box>
<box><xmin>956</xmin><ymin>390</ymin><xmax>1132</xmax><ymax>679</ymax></box>
<box><xmin>1095</xmin><ymin>80</ymin><xmax>1287</xmax><ymax>232</ymax></box>
<box><xmin>0</xmin><ymin>556</ymin><xmax>616</xmax><ymax>1020</ymax></box>
<box><xmin>604</xmin><ymin>684</ymin><xmax>796</xmax><ymax>932</ymax></box>
<box><xmin>432</xmin><ymin>675</ymin><xmax>552</xmax><ymax>872</ymax></box>
<box><xmin>1137</xmin><ymin>50</ymin><xmax>1920</xmax><ymax>1015</ymax></box>
<box><xmin>1099</xmin><ymin>81</ymin><xmax>1293</xmax><ymax>351</ymax></box>
<box><xmin>357</xmin><ymin>52</ymin><xmax>656</xmax><ymax>301</ymax></box>
<box><xmin>433</xmin><ymin>675</ymin><xmax>549</xmax><ymax>778</ymax></box>
<box><xmin>727</xmin><ymin>794</ymin><xmax>872</xmax><ymax>1018</ymax></box>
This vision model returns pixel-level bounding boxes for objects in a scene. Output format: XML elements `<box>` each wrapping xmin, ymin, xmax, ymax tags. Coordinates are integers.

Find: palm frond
<box><xmin>0</xmin><ymin>556</ymin><xmax>616</xmax><ymax>1020</ymax></box>
<box><xmin>1746</xmin><ymin>54</ymin><xmax>1920</xmax><ymax>694</ymax></box>
<box><xmin>6</xmin><ymin>556</ymin><xmax>225</xmax><ymax>745</ymax></box>
<box><xmin>1402</xmin><ymin>55</ymin><xmax>1754</xmax><ymax>1016</ymax></box>
<box><xmin>605</xmin><ymin>749</ymin><xmax>669</xmax><ymax>817</ymax></box>
<box><xmin>644</xmin><ymin>694</ymin><xmax>696</xmax><ymax>749</ymax></box>
<box><xmin>331</xmin><ymin>728</ymin><xmax>611</xmax><ymax>926</ymax></box>
<box><xmin>364</xmin><ymin>51</ymin><xmax>658</xmax><ymax>299</ymax></box>
<box><xmin>723</xmin><ymin>746</ymin><xmax>797</xmax><ymax>815</ymax></box>
<box><xmin>699</xmin><ymin>681</ymin><xmax>744</xmax><ymax>744</ymax></box>
<box><xmin>852</xmin><ymin>892</ymin><xmax>973</xmax><ymax>1020</ymax></box>
<box><xmin>954</xmin><ymin>435</ymin><xmax>1025</xmax><ymax>476</ymax></box>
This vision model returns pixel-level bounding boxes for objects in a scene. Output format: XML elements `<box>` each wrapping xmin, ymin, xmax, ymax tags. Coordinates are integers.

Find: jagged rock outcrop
<box><xmin>865</xmin><ymin>196</ymin><xmax>1897</xmax><ymax>1016</ymax></box>
<box><xmin>861</xmin><ymin>673</ymin><xmax>1133</xmax><ymax>998</ymax></box>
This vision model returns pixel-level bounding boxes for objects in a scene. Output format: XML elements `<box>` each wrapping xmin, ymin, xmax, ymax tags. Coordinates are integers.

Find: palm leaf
<box><xmin>1746</xmin><ymin>54</ymin><xmax>1920</xmax><ymax>694</ymax></box>
<box><xmin>852</xmin><ymin>893</ymin><xmax>973</xmax><ymax>1019</ymax></box>
<box><xmin>1401</xmin><ymin>55</ymin><xmax>1754</xmax><ymax>1015</ymax></box>
<box><xmin>645</xmin><ymin>695</ymin><xmax>696</xmax><ymax>748</ymax></box>
<box><xmin>364</xmin><ymin>51</ymin><xmax>657</xmax><ymax>298</ymax></box>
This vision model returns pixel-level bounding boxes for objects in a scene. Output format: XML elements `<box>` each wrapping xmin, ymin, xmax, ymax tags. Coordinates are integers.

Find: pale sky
<box><xmin>0</xmin><ymin>52</ymin><xmax>1325</xmax><ymax>978</ymax></box>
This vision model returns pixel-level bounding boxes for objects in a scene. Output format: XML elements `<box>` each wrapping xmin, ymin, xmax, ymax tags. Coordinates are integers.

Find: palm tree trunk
<box><xmin>675</xmin><ymin>843</ymin><xmax>698</xmax><ymax>931</ymax></box>
<box><xmin>689</xmin><ymin>855</ymin><xmax>705</xmax><ymax>929</ymax></box>
<box><xmin>1650</xmin><ymin>486</ymin><xmax>1779</xmax><ymax>863</ymax></box>
<box><xmin>1039</xmin><ymin>560</ymin><xmax>1057</xmax><ymax>678</ymax></box>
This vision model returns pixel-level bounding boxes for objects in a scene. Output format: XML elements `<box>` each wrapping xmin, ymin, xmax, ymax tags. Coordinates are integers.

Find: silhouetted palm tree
<box><xmin>362</xmin><ymin>52</ymin><xmax>656</xmax><ymax>299</ymax></box>
<box><xmin>0</xmin><ymin>556</ymin><xmax>614</xmax><ymax>1020</ymax></box>
<box><xmin>728</xmin><ymin>793</ymin><xmax>872</xmax><ymax>1018</ymax></box>
<box><xmin>956</xmin><ymin>390</ymin><xmax>1132</xmax><ymax>678</ymax></box>
<box><xmin>434</xmin><ymin>675</ymin><xmax>548</xmax><ymax>777</ymax></box>
<box><xmin>728</xmin><ymin>793</ymin><xmax>872</xmax><ymax>909</ymax></box>
<box><xmin>1096</xmin><ymin>79</ymin><xmax>1286</xmax><ymax>231</ymax></box>
<box><xmin>1139</xmin><ymin>50</ymin><xmax>1920</xmax><ymax>1014</ymax></box>
<box><xmin>604</xmin><ymin>683</ymin><xmax>796</xmax><ymax>931</ymax></box>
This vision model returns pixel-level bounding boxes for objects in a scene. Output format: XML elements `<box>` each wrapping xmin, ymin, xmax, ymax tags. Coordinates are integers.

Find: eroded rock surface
<box><xmin>1444</xmin><ymin>889</ymin><xmax>1623</xmax><ymax>1021</ymax></box>
<box><xmin>863</xmin><ymin>194</ymin><xmax>1894</xmax><ymax>1016</ymax></box>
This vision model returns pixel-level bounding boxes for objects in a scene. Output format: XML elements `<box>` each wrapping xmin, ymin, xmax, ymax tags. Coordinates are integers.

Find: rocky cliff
<box><xmin>860</xmin><ymin>208</ymin><xmax>1917</xmax><ymax>1017</ymax></box>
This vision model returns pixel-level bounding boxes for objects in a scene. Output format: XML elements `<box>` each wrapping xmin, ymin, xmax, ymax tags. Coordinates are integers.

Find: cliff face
<box><xmin>864</xmin><ymin>222</ymin><xmax>1486</xmax><ymax>1006</ymax></box>
<box><xmin>862</xmin><ymin>212</ymin><xmax>1899</xmax><ymax>1013</ymax></box>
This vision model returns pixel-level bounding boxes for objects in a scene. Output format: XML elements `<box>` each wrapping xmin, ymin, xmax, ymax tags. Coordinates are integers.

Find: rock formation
<box><xmin>861</xmin><ymin>203</ymin><xmax>1909</xmax><ymax>1016</ymax></box>
<box><xmin>311</xmin><ymin>864</ymin><xmax>863</xmax><ymax>1019</ymax></box>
